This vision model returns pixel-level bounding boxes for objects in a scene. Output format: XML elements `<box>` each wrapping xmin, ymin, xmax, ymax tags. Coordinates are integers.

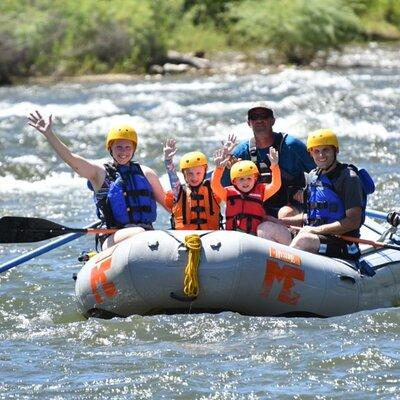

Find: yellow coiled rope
<box><xmin>183</xmin><ymin>234</ymin><xmax>202</xmax><ymax>297</ymax></box>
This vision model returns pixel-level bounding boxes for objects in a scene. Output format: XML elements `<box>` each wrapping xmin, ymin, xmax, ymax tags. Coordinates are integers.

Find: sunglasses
<box><xmin>248</xmin><ymin>113</ymin><xmax>272</xmax><ymax>121</ymax></box>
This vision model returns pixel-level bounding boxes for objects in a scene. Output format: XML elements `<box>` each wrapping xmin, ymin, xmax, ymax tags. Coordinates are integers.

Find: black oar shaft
<box><xmin>0</xmin><ymin>216</ymin><xmax>117</xmax><ymax>243</ymax></box>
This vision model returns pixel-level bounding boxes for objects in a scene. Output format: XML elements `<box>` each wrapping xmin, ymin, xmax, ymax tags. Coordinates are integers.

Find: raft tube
<box><xmin>75</xmin><ymin>220</ymin><xmax>400</xmax><ymax>319</ymax></box>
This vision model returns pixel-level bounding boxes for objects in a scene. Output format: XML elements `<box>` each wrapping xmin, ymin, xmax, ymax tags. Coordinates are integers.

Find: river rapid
<box><xmin>0</xmin><ymin>44</ymin><xmax>399</xmax><ymax>399</ymax></box>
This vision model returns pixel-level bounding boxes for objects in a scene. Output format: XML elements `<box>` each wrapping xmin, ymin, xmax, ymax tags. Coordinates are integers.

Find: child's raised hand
<box><xmin>163</xmin><ymin>138</ymin><xmax>177</xmax><ymax>161</ymax></box>
<box><xmin>267</xmin><ymin>147</ymin><xmax>279</xmax><ymax>166</ymax></box>
<box><xmin>214</xmin><ymin>148</ymin><xmax>230</xmax><ymax>167</ymax></box>
<box><xmin>221</xmin><ymin>133</ymin><xmax>237</xmax><ymax>154</ymax></box>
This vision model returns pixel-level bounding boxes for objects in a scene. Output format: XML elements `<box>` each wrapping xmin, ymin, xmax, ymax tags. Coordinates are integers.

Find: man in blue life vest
<box><xmin>221</xmin><ymin>102</ymin><xmax>315</xmax><ymax>218</ymax></box>
<box><xmin>28</xmin><ymin>110</ymin><xmax>167</xmax><ymax>249</ymax></box>
<box><xmin>266</xmin><ymin>129</ymin><xmax>372</xmax><ymax>261</ymax></box>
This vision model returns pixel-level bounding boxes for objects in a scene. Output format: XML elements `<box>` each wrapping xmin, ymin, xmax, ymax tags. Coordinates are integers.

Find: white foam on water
<box><xmin>307</xmin><ymin>112</ymin><xmax>397</xmax><ymax>141</ymax></box>
<box><xmin>151</xmin><ymin>101</ymin><xmax>186</xmax><ymax>117</ymax></box>
<box><xmin>353</xmin><ymin>93</ymin><xmax>395</xmax><ymax>109</ymax></box>
<box><xmin>277</xmin><ymin>93</ymin><xmax>316</xmax><ymax>110</ymax></box>
<box><xmin>203</xmin><ymin>122</ymin><xmax>251</xmax><ymax>142</ymax></box>
<box><xmin>270</xmin><ymin>68</ymin><xmax>354</xmax><ymax>90</ymax></box>
<box><xmin>328</xmin><ymin>43</ymin><xmax>400</xmax><ymax>68</ymax></box>
<box><xmin>187</xmin><ymin>98</ymin><xmax>295</xmax><ymax>117</ymax></box>
<box><xmin>355</xmin><ymin>90</ymin><xmax>400</xmax><ymax>111</ymax></box>
<box><xmin>345</xmin><ymin>120</ymin><xmax>395</xmax><ymax>141</ymax></box>
<box><xmin>0</xmin><ymin>172</ymin><xmax>86</xmax><ymax>194</ymax></box>
<box><xmin>95</xmin><ymin>80</ymin><xmax>227</xmax><ymax>94</ymax></box>
<box><xmin>8</xmin><ymin>155</ymin><xmax>45</xmax><ymax>165</ymax></box>
<box><xmin>82</xmin><ymin>114</ymin><xmax>152</xmax><ymax>137</ymax></box>
<box><xmin>274</xmin><ymin>115</ymin><xmax>310</xmax><ymax>139</ymax></box>
<box><xmin>371</xmin><ymin>87</ymin><xmax>400</xmax><ymax>98</ymax></box>
<box><xmin>188</xmin><ymin>101</ymin><xmax>249</xmax><ymax>115</ymax></box>
<box><xmin>0</xmin><ymin>99</ymin><xmax>120</xmax><ymax>121</ymax></box>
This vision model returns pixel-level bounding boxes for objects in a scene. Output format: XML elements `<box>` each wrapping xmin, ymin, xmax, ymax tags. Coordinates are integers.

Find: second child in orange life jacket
<box><xmin>212</xmin><ymin>146</ymin><xmax>291</xmax><ymax>239</ymax></box>
<box><xmin>163</xmin><ymin>139</ymin><xmax>222</xmax><ymax>230</ymax></box>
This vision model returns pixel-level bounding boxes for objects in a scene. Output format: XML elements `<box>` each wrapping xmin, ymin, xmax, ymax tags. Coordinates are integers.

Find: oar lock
<box><xmin>387</xmin><ymin>212</ymin><xmax>400</xmax><ymax>228</ymax></box>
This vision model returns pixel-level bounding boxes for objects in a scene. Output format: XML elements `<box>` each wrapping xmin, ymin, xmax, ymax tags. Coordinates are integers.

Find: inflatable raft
<box><xmin>75</xmin><ymin>217</ymin><xmax>400</xmax><ymax>319</ymax></box>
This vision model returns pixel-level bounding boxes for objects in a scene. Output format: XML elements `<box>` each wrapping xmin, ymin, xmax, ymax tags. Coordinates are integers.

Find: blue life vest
<box><xmin>88</xmin><ymin>162</ymin><xmax>157</xmax><ymax>228</ymax></box>
<box><xmin>307</xmin><ymin>173</ymin><xmax>345</xmax><ymax>226</ymax></box>
<box><xmin>307</xmin><ymin>164</ymin><xmax>375</xmax><ymax>227</ymax></box>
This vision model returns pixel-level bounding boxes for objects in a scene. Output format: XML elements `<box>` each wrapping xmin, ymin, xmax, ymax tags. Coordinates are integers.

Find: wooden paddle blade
<box><xmin>0</xmin><ymin>216</ymin><xmax>71</xmax><ymax>243</ymax></box>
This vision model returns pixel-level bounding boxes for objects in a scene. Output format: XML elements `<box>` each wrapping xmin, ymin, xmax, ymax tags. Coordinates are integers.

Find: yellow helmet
<box><xmin>179</xmin><ymin>151</ymin><xmax>208</xmax><ymax>171</ymax></box>
<box><xmin>106</xmin><ymin>124</ymin><xmax>138</xmax><ymax>150</ymax></box>
<box><xmin>306</xmin><ymin>129</ymin><xmax>339</xmax><ymax>151</ymax></box>
<box><xmin>230</xmin><ymin>160</ymin><xmax>259</xmax><ymax>181</ymax></box>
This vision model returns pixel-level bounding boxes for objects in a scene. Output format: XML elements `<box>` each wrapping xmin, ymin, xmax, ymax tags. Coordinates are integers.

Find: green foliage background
<box><xmin>0</xmin><ymin>0</ymin><xmax>399</xmax><ymax>84</ymax></box>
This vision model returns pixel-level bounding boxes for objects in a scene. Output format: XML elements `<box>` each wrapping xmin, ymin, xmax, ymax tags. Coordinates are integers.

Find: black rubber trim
<box><xmin>170</xmin><ymin>292</ymin><xmax>197</xmax><ymax>302</ymax></box>
<box><xmin>339</xmin><ymin>275</ymin><xmax>356</xmax><ymax>284</ymax></box>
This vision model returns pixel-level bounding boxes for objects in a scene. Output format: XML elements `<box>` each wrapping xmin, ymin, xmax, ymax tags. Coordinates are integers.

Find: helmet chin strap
<box><xmin>109</xmin><ymin>150</ymin><xmax>119</xmax><ymax>165</ymax></box>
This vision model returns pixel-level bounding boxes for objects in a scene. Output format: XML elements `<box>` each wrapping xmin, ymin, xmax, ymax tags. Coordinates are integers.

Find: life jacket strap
<box><xmin>127</xmin><ymin>205</ymin><xmax>152</xmax><ymax>213</ymax></box>
<box><xmin>230</xmin><ymin>213</ymin><xmax>263</xmax><ymax>221</ymax></box>
<box><xmin>308</xmin><ymin>201</ymin><xmax>328</xmax><ymax>209</ymax></box>
<box><xmin>228</xmin><ymin>194</ymin><xmax>263</xmax><ymax>206</ymax></box>
<box><xmin>190</xmin><ymin>193</ymin><xmax>204</xmax><ymax>201</ymax></box>
<box><xmin>190</xmin><ymin>205</ymin><xmax>206</xmax><ymax>213</ymax></box>
<box><xmin>227</xmin><ymin>213</ymin><xmax>263</xmax><ymax>234</ymax></box>
<box><xmin>124</xmin><ymin>189</ymin><xmax>154</xmax><ymax>198</ymax></box>
<box><xmin>189</xmin><ymin>218</ymin><xmax>208</xmax><ymax>225</ymax></box>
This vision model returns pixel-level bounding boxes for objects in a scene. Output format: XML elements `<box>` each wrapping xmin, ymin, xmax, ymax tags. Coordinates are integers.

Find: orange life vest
<box><xmin>225</xmin><ymin>184</ymin><xmax>266</xmax><ymax>235</ymax></box>
<box><xmin>170</xmin><ymin>180</ymin><xmax>221</xmax><ymax>230</ymax></box>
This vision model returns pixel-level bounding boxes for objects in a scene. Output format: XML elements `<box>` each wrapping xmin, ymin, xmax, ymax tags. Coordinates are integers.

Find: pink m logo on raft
<box><xmin>261</xmin><ymin>260</ymin><xmax>305</xmax><ymax>305</ymax></box>
<box><xmin>90</xmin><ymin>257</ymin><xmax>117</xmax><ymax>304</ymax></box>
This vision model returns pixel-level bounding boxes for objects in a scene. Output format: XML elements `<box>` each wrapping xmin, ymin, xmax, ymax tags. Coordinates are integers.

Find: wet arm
<box><xmin>262</xmin><ymin>164</ymin><xmax>281</xmax><ymax>201</ymax></box>
<box><xmin>142</xmin><ymin>165</ymin><xmax>168</xmax><ymax>209</ymax></box>
<box><xmin>45</xmin><ymin>131</ymin><xmax>103</xmax><ymax>183</ymax></box>
<box><xmin>164</xmin><ymin>159</ymin><xmax>181</xmax><ymax>201</ymax></box>
<box><xmin>28</xmin><ymin>112</ymin><xmax>103</xmax><ymax>187</ymax></box>
<box><xmin>305</xmin><ymin>207</ymin><xmax>362</xmax><ymax>235</ymax></box>
<box><xmin>211</xmin><ymin>167</ymin><xmax>227</xmax><ymax>202</ymax></box>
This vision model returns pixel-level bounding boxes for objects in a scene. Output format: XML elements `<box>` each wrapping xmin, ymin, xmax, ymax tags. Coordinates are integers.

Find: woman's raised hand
<box><xmin>28</xmin><ymin>110</ymin><xmax>53</xmax><ymax>137</ymax></box>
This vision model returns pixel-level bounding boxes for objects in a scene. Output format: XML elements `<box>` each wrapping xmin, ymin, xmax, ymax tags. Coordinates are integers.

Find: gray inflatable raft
<box><xmin>75</xmin><ymin>217</ymin><xmax>400</xmax><ymax>319</ymax></box>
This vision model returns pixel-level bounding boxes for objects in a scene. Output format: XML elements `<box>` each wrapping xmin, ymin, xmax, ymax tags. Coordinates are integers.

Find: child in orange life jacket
<box><xmin>211</xmin><ymin>146</ymin><xmax>283</xmax><ymax>236</ymax></box>
<box><xmin>163</xmin><ymin>139</ymin><xmax>222</xmax><ymax>230</ymax></box>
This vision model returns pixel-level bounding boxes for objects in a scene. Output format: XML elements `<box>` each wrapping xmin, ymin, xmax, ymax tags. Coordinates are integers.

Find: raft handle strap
<box><xmin>339</xmin><ymin>275</ymin><xmax>356</xmax><ymax>284</ymax></box>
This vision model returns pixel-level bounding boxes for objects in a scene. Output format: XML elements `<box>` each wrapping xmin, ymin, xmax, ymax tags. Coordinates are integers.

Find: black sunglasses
<box><xmin>248</xmin><ymin>113</ymin><xmax>272</xmax><ymax>121</ymax></box>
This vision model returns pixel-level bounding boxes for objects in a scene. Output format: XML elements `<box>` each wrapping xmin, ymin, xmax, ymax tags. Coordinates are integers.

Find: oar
<box><xmin>0</xmin><ymin>216</ymin><xmax>117</xmax><ymax>244</ymax></box>
<box><xmin>0</xmin><ymin>220</ymin><xmax>101</xmax><ymax>274</ymax></box>
<box><xmin>288</xmin><ymin>225</ymin><xmax>400</xmax><ymax>251</ymax></box>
